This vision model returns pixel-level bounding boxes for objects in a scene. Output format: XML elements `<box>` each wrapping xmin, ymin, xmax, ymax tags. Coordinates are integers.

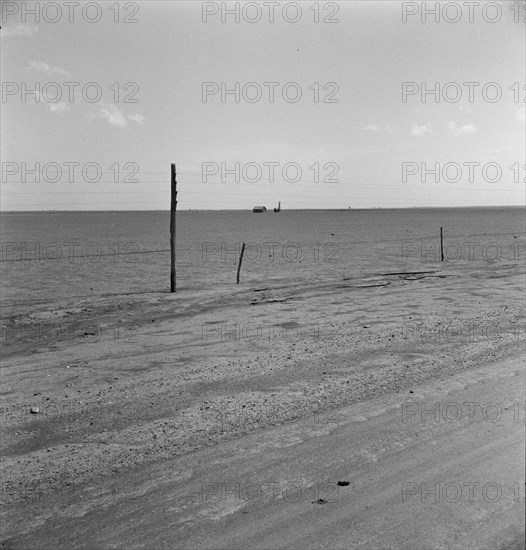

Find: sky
<box><xmin>1</xmin><ymin>0</ymin><xmax>525</xmax><ymax>210</ymax></box>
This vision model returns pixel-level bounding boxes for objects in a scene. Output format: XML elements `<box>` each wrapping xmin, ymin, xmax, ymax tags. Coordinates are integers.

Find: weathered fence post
<box><xmin>236</xmin><ymin>242</ymin><xmax>246</xmax><ymax>284</ymax></box>
<box><xmin>440</xmin><ymin>227</ymin><xmax>444</xmax><ymax>262</ymax></box>
<box><xmin>170</xmin><ymin>163</ymin><xmax>177</xmax><ymax>292</ymax></box>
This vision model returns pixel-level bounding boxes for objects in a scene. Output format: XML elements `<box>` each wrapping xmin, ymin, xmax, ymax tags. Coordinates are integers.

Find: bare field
<box><xmin>1</xmin><ymin>257</ymin><xmax>525</xmax><ymax>548</ymax></box>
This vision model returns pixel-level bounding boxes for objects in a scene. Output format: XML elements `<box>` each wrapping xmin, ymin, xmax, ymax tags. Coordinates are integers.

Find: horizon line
<box><xmin>0</xmin><ymin>205</ymin><xmax>524</xmax><ymax>214</ymax></box>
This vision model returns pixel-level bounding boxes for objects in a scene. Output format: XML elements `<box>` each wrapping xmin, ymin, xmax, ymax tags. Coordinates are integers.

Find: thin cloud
<box><xmin>364</xmin><ymin>124</ymin><xmax>394</xmax><ymax>134</ymax></box>
<box><xmin>2</xmin><ymin>24</ymin><xmax>38</xmax><ymax>37</ymax></box>
<box><xmin>411</xmin><ymin>124</ymin><xmax>433</xmax><ymax>137</ymax></box>
<box><xmin>49</xmin><ymin>102</ymin><xmax>71</xmax><ymax>114</ymax></box>
<box><xmin>25</xmin><ymin>90</ymin><xmax>71</xmax><ymax>115</ymax></box>
<box><xmin>128</xmin><ymin>113</ymin><xmax>145</xmax><ymax>124</ymax></box>
<box><xmin>29</xmin><ymin>61</ymin><xmax>71</xmax><ymax>77</ymax></box>
<box><xmin>99</xmin><ymin>104</ymin><xmax>127</xmax><ymax>127</ymax></box>
<box><xmin>448</xmin><ymin>121</ymin><xmax>477</xmax><ymax>135</ymax></box>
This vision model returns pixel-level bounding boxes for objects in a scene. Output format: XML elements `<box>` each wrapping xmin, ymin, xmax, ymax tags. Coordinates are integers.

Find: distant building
<box><xmin>252</xmin><ymin>206</ymin><xmax>267</xmax><ymax>213</ymax></box>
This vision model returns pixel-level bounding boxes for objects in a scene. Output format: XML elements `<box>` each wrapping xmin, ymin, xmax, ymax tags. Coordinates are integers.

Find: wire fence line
<box><xmin>0</xmin><ymin>232</ymin><xmax>522</xmax><ymax>263</ymax></box>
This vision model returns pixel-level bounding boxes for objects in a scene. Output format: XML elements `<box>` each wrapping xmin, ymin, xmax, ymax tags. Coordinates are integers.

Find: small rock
<box><xmin>313</xmin><ymin>498</ymin><xmax>327</xmax><ymax>504</ymax></box>
<box><xmin>363</xmin><ymin>325</ymin><xmax>371</xmax><ymax>329</ymax></box>
<box><xmin>337</xmin><ymin>481</ymin><xmax>350</xmax><ymax>486</ymax></box>
<box><xmin>30</xmin><ymin>407</ymin><xmax>39</xmax><ymax>414</ymax></box>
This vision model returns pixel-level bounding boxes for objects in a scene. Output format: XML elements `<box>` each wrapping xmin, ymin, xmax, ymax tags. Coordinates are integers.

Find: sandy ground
<box><xmin>0</xmin><ymin>260</ymin><xmax>525</xmax><ymax>548</ymax></box>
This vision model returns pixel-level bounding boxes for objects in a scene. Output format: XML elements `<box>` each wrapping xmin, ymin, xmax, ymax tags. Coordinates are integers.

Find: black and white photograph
<box><xmin>1</xmin><ymin>1</ymin><xmax>525</xmax><ymax>548</ymax></box>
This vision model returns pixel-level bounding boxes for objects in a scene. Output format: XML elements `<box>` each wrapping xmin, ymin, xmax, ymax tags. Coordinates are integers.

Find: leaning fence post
<box><xmin>236</xmin><ymin>242</ymin><xmax>246</xmax><ymax>284</ymax></box>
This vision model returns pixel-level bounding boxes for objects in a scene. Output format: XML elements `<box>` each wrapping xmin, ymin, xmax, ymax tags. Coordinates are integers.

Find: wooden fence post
<box><xmin>236</xmin><ymin>242</ymin><xmax>246</xmax><ymax>284</ymax></box>
<box><xmin>170</xmin><ymin>163</ymin><xmax>177</xmax><ymax>292</ymax></box>
<box><xmin>440</xmin><ymin>227</ymin><xmax>444</xmax><ymax>262</ymax></box>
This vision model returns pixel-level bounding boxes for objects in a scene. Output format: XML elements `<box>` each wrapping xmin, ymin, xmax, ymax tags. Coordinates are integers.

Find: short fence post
<box><xmin>440</xmin><ymin>227</ymin><xmax>444</xmax><ymax>262</ymax></box>
<box><xmin>236</xmin><ymin>243</ymin><xmax>246</xmax><ymax>284</ymax></box>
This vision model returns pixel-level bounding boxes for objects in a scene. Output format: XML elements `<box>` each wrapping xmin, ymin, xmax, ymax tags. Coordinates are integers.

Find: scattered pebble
<box><xmin>30</xmin><ymin>407</ymin><xmax>39</xmax><ymax>414</ymax></box>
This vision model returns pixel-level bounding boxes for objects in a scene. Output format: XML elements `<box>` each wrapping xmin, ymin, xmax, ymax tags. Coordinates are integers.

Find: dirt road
<box><xmin>2</xmin><ymin>355</ymin><xmax>524</xmax><ymax>549</ymax></box>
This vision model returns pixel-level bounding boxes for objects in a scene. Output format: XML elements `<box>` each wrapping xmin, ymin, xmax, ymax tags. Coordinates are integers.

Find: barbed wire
<box><xmin>0</xmin><ymin>233</ymin><xmax>522</xmax><ymax>263</ymax></box>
